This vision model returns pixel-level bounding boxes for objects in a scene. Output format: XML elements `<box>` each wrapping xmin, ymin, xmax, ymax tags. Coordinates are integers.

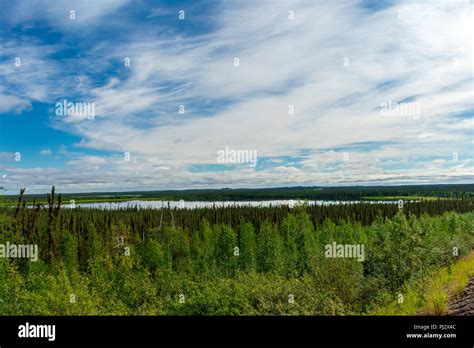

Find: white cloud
<box><xmin>1</xmin><ymin>0</ymin><xmax>130</xmax><ymax>29</ymax></box>
<box><xmin>0</xmin><ymin>94</ymin><xmax>30</xmax><ymax>113</ymax></box>
<box><xmin>1</xmin><ymin>0</ymin><xmax>472</xmax><ymax>193</ymax></box>
<box><xmin>39</xmin><ymin>148</ymin><xmax>52</xmax><ymax>156</ymax></box>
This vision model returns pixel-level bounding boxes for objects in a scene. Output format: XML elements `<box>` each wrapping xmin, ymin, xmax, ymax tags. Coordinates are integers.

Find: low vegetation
<box><xmin>0</xmin><ymin>188</ymin><xmax>472</xmax><ymax>315</ymax></box>
<box><xmin>373</xmin><ymin>251</ymin><xmax>474</xmax><ymax>315</ymax></box>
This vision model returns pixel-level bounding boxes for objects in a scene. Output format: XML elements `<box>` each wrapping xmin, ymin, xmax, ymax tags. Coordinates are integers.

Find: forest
<box><xmin>1</xmin><ymin>183</ymin><xmax>473</xmax><ymax>205</ymax></box>
<box><xmin>0</xmin><ymin>187</ymin><xmax>473</xmax><ymax>315</ymax></box>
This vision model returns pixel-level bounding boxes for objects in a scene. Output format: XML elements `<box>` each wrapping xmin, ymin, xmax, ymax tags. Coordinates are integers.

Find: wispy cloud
<box><xmin>0</xmin><ymin>0</ymin><xmax>472</xmax><ymax>193</ymax></box>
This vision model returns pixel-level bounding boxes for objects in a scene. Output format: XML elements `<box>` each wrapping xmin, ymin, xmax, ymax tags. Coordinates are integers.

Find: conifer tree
<box><xmin>63</xmin><ymin>232</ymin><xmax>78</xmax><ymax>275</ymax></box>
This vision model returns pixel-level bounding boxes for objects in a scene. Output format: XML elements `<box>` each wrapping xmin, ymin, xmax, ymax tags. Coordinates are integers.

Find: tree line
<box><xmin>0</xmin><ymin>187</ymin><xmax>473</xmax><ymax>315</ymax></box>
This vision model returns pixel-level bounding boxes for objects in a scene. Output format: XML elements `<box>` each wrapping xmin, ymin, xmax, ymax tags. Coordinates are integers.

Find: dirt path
<box><xmin>447</xmin><ymin>276</ymin><xmax>474</xmax><ymax>315</ymax></box>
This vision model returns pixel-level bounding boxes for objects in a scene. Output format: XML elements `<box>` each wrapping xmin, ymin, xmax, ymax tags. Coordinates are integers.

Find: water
<box><xmin>62</xmin><ymin>199</ymin><xmax>399</xmax><ymax>210</ymax></box>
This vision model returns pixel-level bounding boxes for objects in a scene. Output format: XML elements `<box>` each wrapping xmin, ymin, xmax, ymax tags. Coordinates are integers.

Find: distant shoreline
<box><xmin>1</xmin><ymin>183</ymin><xmax>472</xmax><ymax>205</ymax></box>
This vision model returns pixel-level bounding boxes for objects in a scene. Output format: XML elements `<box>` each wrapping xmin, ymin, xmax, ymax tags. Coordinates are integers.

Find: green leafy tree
<box><xmin>238</xmin><ymin>222</ymin><xmax>256</xmax><ymax>272</ymax></box>
<box><xmin>143</xmin><ymin>239</ymin><xmax>171</xmax><ymax>275</ymax></box>
<box><xmin>294</xmin><ymin>212</ymin><xmax>319</xmax><ymax>275</ymax></box>
<box><xmin>214</xmin><ymin>225</ymin><xmax>237</xmax><ymax>277</ymax></box>
<box><xmin>281</xmin><ymin>214</ymin><xmax>298</xmax><ymax>277</ymax></box>
<box><xmin>257</xmin><ymin>222</ymin><xmax>284</xmax><ymax>275</ymax></box>
<box><xmin>195</xmin><ymin>219</ymin><xmax>215</xmax><ymax>275</ymax></box>
<box><xmin>158</xmin><ymin>226</ymin><xmax>191</xmax><ymax>273</ymax></box>
<box><xmin>370</xmin><ymin>212</ymin><xmax>425</xmax><ymax>291</ymax></box>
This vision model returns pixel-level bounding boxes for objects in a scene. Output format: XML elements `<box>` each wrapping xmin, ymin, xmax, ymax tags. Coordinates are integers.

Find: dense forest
<box><xmin>2</xmin><ymin>183</ymin><xmax>473</xmax><ymax>204</ymax></box>
<box><xmin>0</xmin><ymin>188</ymin><xmax>473</xmax><ymax>315</ymax></box>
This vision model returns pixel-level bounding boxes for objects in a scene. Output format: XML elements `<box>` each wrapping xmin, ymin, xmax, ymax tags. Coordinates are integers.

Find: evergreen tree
<box><xmin>62</xmin><ymin>232</ymin><xmax>78</xmax><ymax>275</ymax></box>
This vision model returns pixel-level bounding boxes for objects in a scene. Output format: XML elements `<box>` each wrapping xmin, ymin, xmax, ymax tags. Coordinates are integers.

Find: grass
<box><xmin>372</xmin><ymin>251</ymin><xmax>474</xmax><ymax>315</ymax></box>
<box><xmin>423</xmin><ymin>252</ymin><xmax>474</xmax><ymax>314</ymax></box>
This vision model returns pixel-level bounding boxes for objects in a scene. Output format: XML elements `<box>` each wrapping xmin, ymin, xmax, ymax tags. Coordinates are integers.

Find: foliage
<box><xmin>0</xmin><ymin>187</ymin><xmax>472</xmax><ymax>315</ymax></box>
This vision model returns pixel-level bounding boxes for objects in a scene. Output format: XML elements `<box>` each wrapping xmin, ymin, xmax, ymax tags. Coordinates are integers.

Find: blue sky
<box><xmin>0</xmin><ymin>0</ymin><xmax>473</xmax><ymax>194</ymax></box>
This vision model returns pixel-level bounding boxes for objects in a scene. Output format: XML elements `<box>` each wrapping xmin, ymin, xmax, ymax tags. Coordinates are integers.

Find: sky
<box><xmin>0</xmin><ymin>0</ymin><xmax>472</xmax><ymax>194</ymax></box>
